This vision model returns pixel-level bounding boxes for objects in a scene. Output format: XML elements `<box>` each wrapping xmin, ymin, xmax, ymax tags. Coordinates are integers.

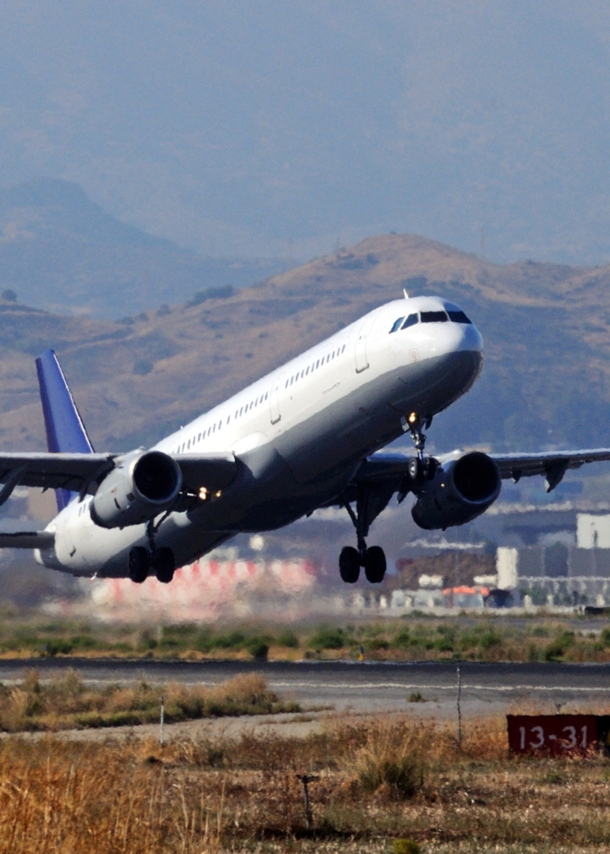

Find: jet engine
<box><xmin>411</xmin><ymin>451</ymin><xmax>501</xmax><ymax>530</ymax></box>
<box><xmin>90</xmin><ymin>450</ymin><xmax>182</xmax><ymax>529</ymax></box>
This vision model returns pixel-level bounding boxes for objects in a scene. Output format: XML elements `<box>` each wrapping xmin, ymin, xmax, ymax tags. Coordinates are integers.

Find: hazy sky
<box><xmin>2</xmin><ymin>1</ymin><xmax>610</xmax><ymax>263</ymax></box>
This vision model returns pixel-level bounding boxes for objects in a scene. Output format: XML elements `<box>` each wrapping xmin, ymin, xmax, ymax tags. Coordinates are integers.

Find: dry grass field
<box><xmin>1</xmin><ymin>711</ymin><xmax>609</xmax><ymax>853</ymax></box>
<box><xmin>1</xmin><ymin>614</ymin><xmax>610</xmax><ymax>664</ymax></box>
<box><xmin>0</xmin><ymin>671</ymin><xmax>297</xmax><ymax>732</ymax></box>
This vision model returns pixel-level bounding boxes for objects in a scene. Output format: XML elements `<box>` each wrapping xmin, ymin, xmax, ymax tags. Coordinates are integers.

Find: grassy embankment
<box><xmin>0</xmin><ymin>671</ymin><xmax>297</xmax><ymax>732</ymax></box>
<box><xmin>1</xmin><ymin>715</ymin><xmax>610</xmax><ymax>852</ymax></box>
<box><xmin>1</xmin><ymin>614</ymin><xmax>610</xmax><ymax>662</ymax></box>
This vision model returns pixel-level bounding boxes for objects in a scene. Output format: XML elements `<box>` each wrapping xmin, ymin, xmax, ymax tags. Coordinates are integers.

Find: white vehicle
<box><xmin>1</xmin><ymin>294</ymin><xmax>608</xmax><ymax>585</ymax></box>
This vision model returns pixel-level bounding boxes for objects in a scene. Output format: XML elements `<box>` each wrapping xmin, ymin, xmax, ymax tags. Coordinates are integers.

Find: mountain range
<box><xmin>0</xmin><ymin>230</ymin><xmax>609</xmax><ymax>458</ymax></box>
<box><xmin>0</xmin><ymin>179</ymin><xmax>286</xmax><ymax>318</ymax></box>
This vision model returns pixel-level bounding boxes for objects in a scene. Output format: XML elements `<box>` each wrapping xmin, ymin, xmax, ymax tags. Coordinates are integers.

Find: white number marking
<box><xmin>562</xmin><ymin>726</ymin><xmax>577</xmax><ymax>749</ymax></box>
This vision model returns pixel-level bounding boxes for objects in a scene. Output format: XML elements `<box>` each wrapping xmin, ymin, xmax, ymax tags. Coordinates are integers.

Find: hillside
<box><xmin>0</xmin><ymin>179</ymin><xmax>285</xmax><ymax>318</ymax></box>
<box><xmin>0</xmin><ymin>232</ymin><xmax>609</xmax><ymax>456</ymax></box>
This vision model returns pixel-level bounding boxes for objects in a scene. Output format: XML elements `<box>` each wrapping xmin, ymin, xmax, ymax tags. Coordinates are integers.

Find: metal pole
<box><xmin>160</xmin><ymin>695</ymin><xmax>165</xmax><ymax>747</ymax></box>
<box><xmin>457</xmin><ymin>666</ymin><xmax>462</xmax><ymax>749</ymax></box>
<box><xmin>296</xmin><ymin>774</ymin><xmax>318</xmax><ymax>830</ymax></box>
<box><xmin>303</xmin><ymin>778</ymin><xmax>312</xmax><ymax>830</ymax></box>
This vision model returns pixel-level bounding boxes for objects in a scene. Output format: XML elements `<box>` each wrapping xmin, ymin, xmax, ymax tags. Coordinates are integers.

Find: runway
<box><xmin>2</xmin><ymin>658</ymin><xmax>610</xmax><ymax>718</ymax></box>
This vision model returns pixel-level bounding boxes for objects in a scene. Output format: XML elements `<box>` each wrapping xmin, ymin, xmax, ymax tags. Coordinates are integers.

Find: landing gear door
<box><xmin>269</xmin><ymin>375</ymin><xmax>282</xmax><ymax>424</ymax></box>
<box><xmin>355</xmin><ymin>313</ymin><xmax>376</xmax><ymax>373</ymax></box>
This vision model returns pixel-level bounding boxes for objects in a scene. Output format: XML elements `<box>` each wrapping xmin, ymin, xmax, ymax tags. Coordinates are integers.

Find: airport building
<box><xmin>383</xmin><ymin>507</ymin><xmax>610</xmax><ymax>611</ymax></box>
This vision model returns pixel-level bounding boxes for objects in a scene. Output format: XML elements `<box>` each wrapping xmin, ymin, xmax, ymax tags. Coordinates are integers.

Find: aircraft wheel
<box><xmin>154</xmin><ymin>547</ymin><xmax>175</xmax><ymax>584</ymax></box>
<box><xmin>364</xmin><ymin>546</ymin><xmax>386</xmax><ymax>584</ymax></box>
<box><xmin>339</xmin><ymin>546</ymin><xmax>360</xmax><ymax>583</ymax></box>
<box><xmin>128</xmin><ymin>546</ymin><xmax>149</xmax><ymax>584</ymax></box>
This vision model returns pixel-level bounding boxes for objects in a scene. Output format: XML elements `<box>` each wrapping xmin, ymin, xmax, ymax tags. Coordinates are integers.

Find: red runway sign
<box><xmin>507</xmin><ymin>715</ymin><xmax>602</xmax><ymax>756</ymax></box>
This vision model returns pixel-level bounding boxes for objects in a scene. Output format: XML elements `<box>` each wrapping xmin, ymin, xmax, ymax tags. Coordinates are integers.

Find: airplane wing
<box><xmin>0</xmin><ymin>450</ymin><xmax>239</xmax><ymax>551</ymax></box>
<box><xmin>0</xmin><ymin>450</ymin><xmax>239</xmax><ymax>501</ymax></box>
<box><xmin>0</xmin><ymin>452</ymin><xmax>116</xmax><ymax>495</ymax></box>
<box><xmin>0</xmin><ymin>531</ymin><xmax>55</xmax><ymax>549</ymax></box>
<box><xmin>491</xmin><ymin>449</ymin><xmax>610</xmax><ymax>490</ymax></box>
<box><xmin>342</xmin><ymin>447</ymin><xmax>610</xmax><ymax>499</ymax></box>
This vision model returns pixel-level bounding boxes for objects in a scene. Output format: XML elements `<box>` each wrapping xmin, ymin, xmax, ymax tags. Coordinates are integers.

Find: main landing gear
<box><xmin>339</xmin><ymin>543</ymin><xmax>386</xmax><ymax>585</ymax></box>
<box><xmin>339</xmin><ymin>489</ymin><xmax>387</xmax><ymax>585</ymax></box>
<box><xmin>128</xmin><ymin>520</ymin><xmax>175</xmax><ymax>584</ymax></box>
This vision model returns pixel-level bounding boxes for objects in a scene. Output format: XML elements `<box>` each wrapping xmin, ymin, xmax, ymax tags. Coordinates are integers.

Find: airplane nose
<box><xmin>430</xmin><ymin>319</ymin><xmax>483</xmax><ymax>357</ymax></box>
<box><xmin>462</xmin><ymin>321</ymin><xmax>483</xmax><ymax>353</ymax></box>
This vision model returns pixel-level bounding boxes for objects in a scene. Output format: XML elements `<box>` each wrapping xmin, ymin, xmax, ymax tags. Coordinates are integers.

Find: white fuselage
<box><xmin>37</xmin><ymin>296</ymin><xmax>483</xmax><ymax>576</ymax></box>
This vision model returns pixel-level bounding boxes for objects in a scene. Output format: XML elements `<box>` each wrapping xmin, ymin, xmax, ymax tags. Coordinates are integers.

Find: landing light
<box><xmin>408</xmin><ymin>412</ymin><xmax>418</xmax><ymax>425</ymax></box>
<box><xmin>198</xmin><ymin>487</ymin><xmax>208</xmax><ymax>500</ymax></box>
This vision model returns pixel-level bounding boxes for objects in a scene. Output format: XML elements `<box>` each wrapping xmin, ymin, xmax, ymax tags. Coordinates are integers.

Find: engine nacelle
<box><xmin>411</xmin><ymin>451</ymin><xmax>501</xmax><ymax>530</ymax></box>
<box><xmin>90</xmin><ymin>450</ymin><xmax>182</xmax><ymax>529</ymax></box>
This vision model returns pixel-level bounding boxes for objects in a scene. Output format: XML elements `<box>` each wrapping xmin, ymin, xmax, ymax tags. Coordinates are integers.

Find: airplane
<box><xmin>0</xmin><ymin>293</ymin><xmax>609</xmax><ymax>586</ymax></box>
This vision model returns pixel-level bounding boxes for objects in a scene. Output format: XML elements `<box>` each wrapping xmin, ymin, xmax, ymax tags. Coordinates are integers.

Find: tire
<box><xmin>364</xmin><ymin>545</ymin><xmax>386</xmax><ymax>584</ymax></box>
<box><xmin>154</xmin><ymin>547</ymin><xmax>175</xmax><ymax>584</ymax></box>
<box><xmin>128</xmin><ymin>546</ymin><xmax>149</xmax><ymax>584</ymax></box>
<box><xmin>339</xmin><ymin>546</ymin><xmax>360</xmax><ymax>583</ymax></box>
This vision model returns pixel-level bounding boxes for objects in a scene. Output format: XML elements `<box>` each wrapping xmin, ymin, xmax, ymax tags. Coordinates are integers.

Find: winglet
<box><xmin>35</xmin><ymin>349</ymin><xmax>94</xmax><ymax>511</ymax></box>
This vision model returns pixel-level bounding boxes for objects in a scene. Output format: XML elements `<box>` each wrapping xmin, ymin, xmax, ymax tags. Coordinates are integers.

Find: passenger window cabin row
<box><xmin>284</xmin><ymin>343</ymin><xmax>347</xmax><ymax>389</ymax></box>
<box><xmin>389</xmin><ymin>308</ymin><xmax>471</xmax><ymax>333</ymax></box>
<box><xmin>175</xmin><ymin>390</ymin><xmax>270</xmax><ymax>453</ymax></box>
<box><xmin>174</xmin><ymin>341</ymin><xmax>348</xmax><ymax>454</ymax></box>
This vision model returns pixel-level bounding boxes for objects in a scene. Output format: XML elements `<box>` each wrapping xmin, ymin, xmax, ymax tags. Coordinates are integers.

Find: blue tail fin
<box><xmin>35</xmin><ymin>349</ymin><xmax>94</xmax><ymax>511</ymax></box>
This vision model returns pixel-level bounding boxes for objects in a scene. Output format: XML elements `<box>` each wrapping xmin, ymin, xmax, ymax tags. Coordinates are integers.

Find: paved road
<box><xmin>2</xmin><ymin>658</ymin><xmax>610</xmax><ymax>718</ymax></box>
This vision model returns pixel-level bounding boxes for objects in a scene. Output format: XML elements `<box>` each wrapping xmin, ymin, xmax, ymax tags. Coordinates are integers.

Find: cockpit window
<box><xmin>389</xmin><ymin>317</ymin><xmax>404</xmax><ymax>333</ymax></box>
<box><xmin>401</xmin><ymin>313</ymin><xmax>419</xmax><ymax>329</ymax></box>
<box><xmin>420</xmin><ymin>310</ymin><xmax>448</xmax><ymax>323</ymax></box>
<box><xmin>447</xmin><ymin>309</ymin><xmax>472</xmax><ymax>324</ymax></box>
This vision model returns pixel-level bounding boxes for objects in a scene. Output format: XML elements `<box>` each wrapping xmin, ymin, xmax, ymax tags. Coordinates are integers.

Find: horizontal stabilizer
<box><xmin>0</xmin><ymin>531</ymin><xmax>55</xmax><ymax>549</ymax></box>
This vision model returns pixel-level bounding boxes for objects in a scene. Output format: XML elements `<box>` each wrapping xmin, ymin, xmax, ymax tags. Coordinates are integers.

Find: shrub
<box><xmin>347</xmin><ymin>722</ymin><xmax>426</xmax><ymax>799</ymax></box>
<box><xmin>276</xmin><ymin>629</ymin><xmax>299</xmax><ymax>649</ymax></box>
<box><xmin>309</xmin><ymin>627</ymin><xmax>347</xmax><ymax>651</ymax></box>
<box><xmin>364</xmin><ymin>638</ymin><xmax>389</xmax><ymax>652</ymax></box>
<box><xmin>544</xmin><ymin>633</ymin><xmax>575</xmax><ymax>662</ymax></box>
<box><xmin>392</xmin><ymin>629</ymin><xmax>412</xmax><ymax>649</ymax></box>
<box><xmin>45</xmin><ymin>639</ymin><xmax>74</xmax><ymax>656</ymax></box>
<box><xmin>246</xmin><ymin>639</ymin><xmax>269</xmax><ymax>661</ymax></box>
<box><xmin>69</xmin><ymin>635</ymin><xmax>98</xmax><ymax>651</ymax></box>
<box><xmin>480</xmin><ymin>631</ymin><xmax>502</xmax><ymax>651</ymax></box>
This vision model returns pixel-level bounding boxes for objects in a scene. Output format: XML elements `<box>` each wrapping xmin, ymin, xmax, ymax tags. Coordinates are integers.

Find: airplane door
<box><xmin>354</xmin><ymin>313</ymin><xmax>376</xmax><ymax>373</ymax></box>
<box><xmin>269</xmin><ymin>377</ymin><xmax>282</xmax><ymax>424</ymax></box>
